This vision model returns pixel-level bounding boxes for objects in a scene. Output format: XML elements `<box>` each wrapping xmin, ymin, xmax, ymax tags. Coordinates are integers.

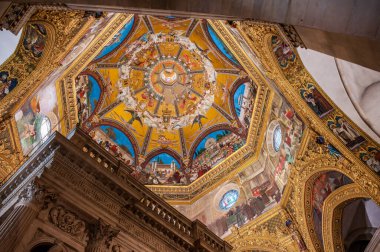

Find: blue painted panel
<box><xmin>207</xmin><ymin>24</ymin><xmax>239</xmax><ymax>65</ymax></box>
<box><xmin>193</xmin><ymin>129</ymin><xmax>232</xmax><ymax>159</ymax></box>
<box><xmin>149</xmin><ymin>153</ymin><xmax>180</xmax><ymax>168</ymax></box>
<box><xmin>99</xmin><ymin>125</ymin><xmax>135</xmax><ymax>157</ymax></box>
<box><xmin>87</xmin><ymin>75</ymin><xmax>101</xmax><ymax>113</ymax></box>
<box><xmin>95</xmin><ymin>17</ymin><xmax>134</xmax><ymax>60</ymax></box>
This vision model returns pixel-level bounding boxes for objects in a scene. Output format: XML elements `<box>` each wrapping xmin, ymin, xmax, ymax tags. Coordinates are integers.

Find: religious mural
<box><xmin>271</xmin><ymin>35</ymin><xmax>296</xmax><ymax>69</ymax></box>
<box><xmin>311</xmin><ymin>171</ymin><xmax>352</xmax><ymax>245</ymax></box>
<box><xmin>76</xmin><ymin>74</ymin><xmax>102</xmax><ymax>124</ymax></box>
<box><xmin>300</xmin><ymin>83</ymin><xmax>333</xmax><ymax>118</ymax></box>
<box><xmin>89</xmin><ymin>125</ymin><xmax>135</xmax><ymax>164</ymax></box>
<box><xmin>233</xmin><ymin>81</ymin><xmax>256</xmax><ymax>129</ymax></box>
<box><xmin>0</xmin><ymin>71</ymin><xmax>18</xmax><ymax>99</ymax></box>
<box><xmin>175</xmin><ymin>94</ymin><xmax>304</xmax><ymax>237</ymax></box>
<box><xmin>360</xmin><ymin>146</ymin><xmax>380</xmax><ymax>175</ymax></box>
<box><xmin>268</xmin><ymin>33</ymin><xmax>380</xmax><ymax>179</ymax></box>
<box><xmin>23</xmin><ymin>23</ymin><xmax>46</xmax><ymax>58</ymax></box>
<box><xmin>0</xmin><ymin>23</ymin><xmax>47</xmax><ymax>101</ymax></box>
<box><xmin>328</xmin><ymin>116</ymin><xmax>366</xmax><ymax>150</ymax></box>
<box><xmin>75</xmin><ymin>15</ymin><xmax>257</xmax><ymax>186</ymax></box>
<box><xmin>15</xmin><ymin>82</ymin><xmax>59</xmax><ymax>155</ymax></box>
<box><xmin>95</xmin><ymin>16</ymin><xmax>134</xmax><ymax>60</ymax></box>
<box><xmin>189</xmin><ymin>129</ymin><xmax>244</xmax><ymax>183</ymax></box>
<box><xmin>206</xmin><ymin>23</ymin><xmax>240</xmax><ymax>66</ymax></box>
<box><xmin>144</xmin><ymin>153</ymin><xmax>181</xmax><ymax>184</ymax></box>
<box><xmin>8</xmin><ymin>13</ymin><xmax>119</xmax><ymax>157</ymax></box>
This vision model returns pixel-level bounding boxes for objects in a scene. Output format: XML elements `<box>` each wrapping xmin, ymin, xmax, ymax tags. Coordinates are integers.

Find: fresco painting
<box><xmin>74</xmin><ymin>16</ymin><xmax>257</xmax><ymax>186</ymax></box>
<box><xmin>23</xmin><ymin>23</ymin><xmax>47</xmax><ymax>58</ymax></box>
<box><xmin>144</xmin><ymin>153</ymin><xmax>181</xmax><ymax>184</ymax></box>
<box><xmin>0</xmin><ymin>24</ymin><xmax>47</xmax><ymax>101</ymax></box>
<box><xmin>0</xmin><ymin>71</ymin><xmax>18</xmax><ymax>99</ymax></box>
<box><xmin>328</xmin><ymin>116</ymin><xmax>365</xmax><ymax>150</ymax></box>
<box><xmin>76</xmin><ymin>74</ymin><xmax>101</xmax><ymax>124</ymax></box>
<box><xmin>271</xmin><ymin>35</ymin><xmax>296</xmax><ymax>68</ymax></box>
<box><xmin>174</xmin><ymin>95</ymin><xmax>304</xmax><ymax>237</ymax></box>
<box><xmin>360</xmin><ymin>147</ymin><xmax>380</xmax><ymax>175</ymax></box>
<box><xmin>311</xmin><ymin>171</ymin><xmax>352</xmax><ymax>245</ymax></box>
<box><xmin>207</xmin><ymin>24</ymin><xmax>239</xmax><ymax>65</ymax></box>
<box><xmin>15</xmin><ymin>82</ymin><xmax>59</xmax><ymax>155</ymax></box>
<box><xmin>95</xmin><ymin>16</ymin><xmax>135</xmax><ymax>60</ymax></box>
<box><xmin>300</xmin><ymin>83</ymin><xmax>333</xmax><ymax>118</ymax></box>
<box><xmin>190</xmin><ymin>129</ymin><xmax>245</xmax><ymax>183</ymax></box>
<box><xmin>233</xmin><ymin>81</ymin><xmax>256</xmax><ymax>129</ymax></box>
<box><xmin>90</xmin><ymin>125</ymin><xmax>135</xmax><ymax>164</ymax></box>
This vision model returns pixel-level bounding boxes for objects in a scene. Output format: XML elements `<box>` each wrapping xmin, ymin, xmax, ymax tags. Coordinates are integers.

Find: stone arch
<box><xmin>303</xmin><ymin>169</ymin><xmax>353</xmax><ymax>251</ymax></box>
<box><xmin>291</xmin><ymin>151</ymin><xmax>380</xmax><ymax>252</ymax></box>
<box><xmin>26</xmin><ymin>236</ymin><xmax>69</xmax><ymax>252</ymax></box>
<box><xmin>321</xmin><ymin>183</ymin><xmax>370</xmax><ymax>252</ymax></box>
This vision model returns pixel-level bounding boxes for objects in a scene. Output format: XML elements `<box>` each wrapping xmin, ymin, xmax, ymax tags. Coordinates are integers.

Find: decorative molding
<box><xmin>17</xmin><ymin>180</ymin><xmax>56</xmax><ymax>211</ymax></box>
<box><xmin>322</xmin><ymin>184</ymin><xmax>369</xmax><ymax>252</ymax></box>
<box><xmin>279</xmin><ymin>24</ymin><xmax>305</xmax><ymax>48</ymax></box>
<box><xmin>49</xmin><ymin>205</ymin><xmax>87</xmax><ymax>239</ymax></box>
<box><xmin>87</xmin><ymin>218</ymin><xmax>120</xmax><ymax>251</ymax></box>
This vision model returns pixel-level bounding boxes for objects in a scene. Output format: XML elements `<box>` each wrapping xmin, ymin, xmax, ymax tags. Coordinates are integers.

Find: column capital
<box><xmin>86</xmin><ymin>218</ymin><xmax>120</xmax><ymax>251</ymax></box>
<box><xmin>17</xmin><ymin>181</ymin><xmax>56</xmax><ymax>211</ymax></box>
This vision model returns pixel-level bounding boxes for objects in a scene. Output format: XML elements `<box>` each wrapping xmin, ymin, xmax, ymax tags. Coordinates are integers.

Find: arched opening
<box><xmin>341</xmin><ymin>199</ymin><xmax>380</xmax><ymax>252</ymax></box>
<box><xmin>30</xmin><ymin>243</ymin><xmax>54</xmax><ymax>252</ymax></box>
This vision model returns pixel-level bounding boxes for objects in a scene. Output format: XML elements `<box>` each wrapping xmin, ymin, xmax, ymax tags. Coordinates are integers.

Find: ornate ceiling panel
<box><xmin>74</xmin><ymin>15</ymin><xmax>263</xmax><ymax>189</ymax></box>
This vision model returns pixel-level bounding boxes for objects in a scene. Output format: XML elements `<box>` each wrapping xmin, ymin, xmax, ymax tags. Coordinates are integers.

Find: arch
<box><xmin>306</xmin><ymin>170</ymin><xmax>353</xmax><ymax>249</ymax></box>
<box><xmin>76</xmin><ymin>70</ymin><xmax>105</xmax><ymax>125</ymax></box>
<box><xmin>188</xmin><ymin>124</ymin><xmax>242</xmax><ymax>169</ymax></box>
<box><xmin>0</xmin><ymin>21</ymin><xmax>55</xmax><ymax>102</ymax></box>
<box><xmin>142</xmin><ymin>148</ymin><xmax>183</xmax><ymax>169</ymax></box>
<box><xmin>27</xmin><ymin>237</ymin><xmax>68</xmax><ymax>252</ymax></box>
<box><xmin>289</xmin><ymin>148</ymin><xmax>380</xmax><ymax>252</ymax></box>
<box><xmin>321</xmin><ymin>183</ymin><xmax>370</xmax><ymax>252</ymax></box>
<box><xmin>228</xmin><ymin>76</ymin><xmax>256</xmax><ymax>132</ymax></box>
<box><xmin>302</xmin><ymin>168</ymin><xmax>353</xmax><ymax>251</ymax></box>
<box><xmin>90</xmin><ymin>119</ymin><xmax>139</xmax><ymax>165</ymax></box>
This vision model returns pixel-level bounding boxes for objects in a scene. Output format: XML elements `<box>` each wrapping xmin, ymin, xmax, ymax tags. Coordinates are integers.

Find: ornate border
<box><xmin>322</xmin><ymin>184</ymin><xmax>369</xmax><ymax>252</ymax></box>
<box><xmin>57</xmin><ymin>16</ymin><xmax>273</xmax><ymax>203</ymax></box>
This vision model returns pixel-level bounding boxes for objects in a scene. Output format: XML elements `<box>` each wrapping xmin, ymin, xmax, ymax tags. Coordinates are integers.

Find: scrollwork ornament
<box><xmin>49</xmin><ymin>205</ymin><xmax>86</xmax><ymax>238</ymax></box>
<box><xmin>86</xmin><ymin>218</ymin><xmax>120</xmax><ymax>251</ymax></box>
<box><xmin>17</xmin><ymin>181</ymin><xmax>56</xmax><ymax>210</ymax></box>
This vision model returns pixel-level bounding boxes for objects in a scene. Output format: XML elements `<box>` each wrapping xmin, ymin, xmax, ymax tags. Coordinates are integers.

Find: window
<box><xmin>40</xmin><ymin>116</ymin><xmax>51</xmax><ymax>141</ymax></box>
<box><xmin>273</xmin><ymin>125</ymin><xmax>282</xmax><ymax>152</ymax></box>
<box><xmin>219</xmin><ymin>189</ymin><xmax>239</xmax><ymax>211</ymax></box>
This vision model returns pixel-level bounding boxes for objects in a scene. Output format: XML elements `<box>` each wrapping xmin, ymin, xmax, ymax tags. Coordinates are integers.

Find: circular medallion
<box><xmin>117</xmin><ymin>33</ymin><xmax>217</xmax><ymax>131</ymax></box>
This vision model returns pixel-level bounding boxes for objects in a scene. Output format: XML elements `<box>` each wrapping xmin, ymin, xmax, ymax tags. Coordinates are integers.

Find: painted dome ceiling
<box><xmin>76</xmin><ymin>16</ymin><xmax>257</xmax><ymax>186</ymax></box>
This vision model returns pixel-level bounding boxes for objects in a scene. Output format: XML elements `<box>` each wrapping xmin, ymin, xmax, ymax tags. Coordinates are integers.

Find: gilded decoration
<box><xmin>1</xmin><ymin>9</ymin><xmax>380</xmax><ymax>252</ymax></box>
<box><xmin>321</xmin><ymin>184</ymin><xmax>369</xmax><ymax>252</ymax></box>
<box><xmin>0</xmin><ymin>9</ymin><xmax>95</xmax><ymax>182</ymax></box>
<box><xmin>237</xmin><ymin>21</ymin><xmax>380</xmax><ymax>175</ymax></box>
<box><xmin>0</xmin><ymin>9</ymin><xmax>91</xmax><ymax>116</ymax></box>
<box><xmin>60</xmin><ymin>15</ymin><xmax>273</xmax><ymax>203</ymax></box>
<box><xmin>234</xmin><ymin>20</ymin><xmax>380</xmax><ymax>251</ymax></box>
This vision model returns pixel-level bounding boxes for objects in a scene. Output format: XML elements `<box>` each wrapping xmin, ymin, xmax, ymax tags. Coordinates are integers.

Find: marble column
<box><xmin>86</xmin><ymin>218</ymin><xmax>120</xmax><ymax>252</ymax></box>
<box><xmin>0</xmin><ymin>181</ymin><xmax>56</xmax><ymax>251</ymax></box>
